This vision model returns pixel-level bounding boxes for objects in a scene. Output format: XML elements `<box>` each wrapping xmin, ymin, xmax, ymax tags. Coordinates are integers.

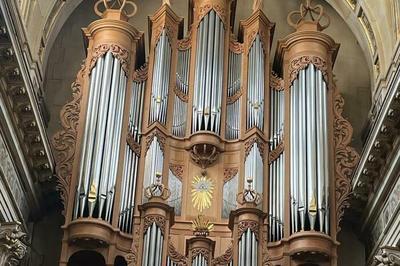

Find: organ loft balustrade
<box><xmin>52</xmin><ymin>0</ymin><xmax>359</xmax><ymax>265</ymax></box>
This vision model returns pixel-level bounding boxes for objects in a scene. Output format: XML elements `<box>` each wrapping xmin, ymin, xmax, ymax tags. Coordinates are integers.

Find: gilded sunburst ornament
<box><xmin>191</xmin><ymin>174</ymin><xmax>214</xmax><ymax>212</ymax></box>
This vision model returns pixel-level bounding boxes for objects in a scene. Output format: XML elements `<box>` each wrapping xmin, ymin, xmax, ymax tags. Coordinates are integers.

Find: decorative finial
<box><xmin>144</xmin><ymin>173</ymin><xmax>171</xmax><ymax>200</ymax></box>
<box><xmin>236</xmin><ymin>177</ymin><xmax>262</xmax><ymax>205</ymax></box>
<box><xmin>192</xmin><ymin>215</ymin><xmax>214</xmax><ymax>237</ymax></box>
<box><xmin>94</xmin><ymin>0</ymin><xmax>138</xmax><ymax>18</ymax></box>
<box><xmin>162</xmin><ymin>0</ymin><xmax>171</xmax><ymax>6</ymax></box>
<box><xmin>252</xmin><ymin>0</ymin><xmax>263</xmax><ymax>13</ymax></box>
<box><xmin>287</xmin><ymin>0</ymin><xmax>330</xmax><ymax>31</ymax></box>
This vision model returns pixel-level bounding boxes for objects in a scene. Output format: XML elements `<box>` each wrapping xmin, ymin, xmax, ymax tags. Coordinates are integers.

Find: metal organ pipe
<box><xmin>226</xmin><ymin>50</ymin><xmax>242</xmax><ymax>140</ymax></box>
<box><xmin>289</xmin><ymin>64</ymin><xmax>329</xmax><ymax>235</ymax></box>
<box><xmin>238</xmin><ymin>229</ymin><xmax>258</xmax><ymax>266</ymax></box>
<box><xmin>119</xmin><ymin>77</ymin><xmax>146</xmax><ymax>233</ymax></box>
<box><xmin>142</xmin><ymin>222</ymin><xmax>164</xmax><ymax>266</ymax></box>
<box><xmin>269</xmin><ymin>85</ymin><xmax>284</xmax><ymax>242</ymax></box>
<box><xmin>245</xmin><ymin>143</ymin><xmax>263</xmax><ymax>200</ymax></box>
<box><xmin>173</xmin><ymin>48</ymin><xmax>190</xmax><ymax>137</ymax></box>
<box><xmin>73</xmin><ymin>52</ymin><xmax>127</xmax><ymax>221</ymax></box>
<box><xmin>150</xmin><ymin>29</ymin><xmax>172</xmax><ymax>125</ymax></box>
<box><xmin>143</xmin><ymin>136</ymin><xmax>164</xmax><ymax>198</ymax></box>
<box><xmin>247</xmin><ymin>35</ymin><xmax>264</xmax><ymax>131</ymax></box>
<box><xmin>192</xmin><ymin>10</ymin><xmax>224</xmax><ymax>134</ymax></box>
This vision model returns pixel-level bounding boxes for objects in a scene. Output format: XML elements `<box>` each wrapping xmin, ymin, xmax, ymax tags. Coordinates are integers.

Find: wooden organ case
<box><xmin>53</xmin><ymin>0</ymin><xmax>359</xmax><ymax>265</ymax></box>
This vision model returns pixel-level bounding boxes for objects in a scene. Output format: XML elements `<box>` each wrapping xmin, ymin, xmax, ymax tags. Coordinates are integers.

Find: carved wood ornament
<box><xmin>334</xmin><ymin>92</ymin><xmax>360</xmax><ymax>232</ymax></box>
<box><xmin>244</xmin><ymin>136</ymin><xmax>266</xmax><ymax>162</ymax></box>
<box><xmin>126</xmin><ymin>132</ymin><xmax>141</xmax><ymax>156</ymax></box>
<box><xmin>143</xmin><ymin>215</ymin><xmax>166</xmax><ymax>235</ymax></box>
<box><xmin>197</xmin><ymin>4</ymin><xmax>227</xmax><ymax>25</ymax></box>
<box><xmin>89</xmin><ymin>44</ymin><xmax>130</xmax><ymax>73</ymax></box>
<box><xmin>145</xmin><ymin>129</ymin><xmax>167</xmax><ymax>155</ymax></box>
<box><xmin>168</xmin><ymin>240</ymin><xmax>188</xmax><ymax>265</ymax></box>
<box><xmin>192</xmin><ymin>248</ymin><xmax>210</xmax><ymax>262</ymax></box>
<box><xmin>288</xmin><ymin>56</ymin><xmax>328</xmax><ymax>86</ymax></box>
<box><xmin>237</xmin><ymin>220</ymin><xmax>259</xmax><ymax>241</ymax></box>
<box><xmin>270</xmin><ymin>72</ymin><xmax>284</xmax><ymax>91</ymax></box>
<box><xmin>132</xmin><ymin>62</ymin><xmax>148</xmax><ymax>82</ymax></box>
<box><xmin>223</xmin><ymin>167</ymin><xmax>239</xmax><ymax>183</ymax></box>
<box><xmin>169</xmin><ymin>163</ymin><xmax>184</xmax><ymax>180</ymax></box>
<box><xmin>211</xmin><ymin>245</ymin><xmax>233</xmax><ymax>265</ymax></box>
<box><xmin>52</xmin><ymin>62</ymin><xmax>85</xmax><ymax>213</ymax></box>
<box><xmin>269</xmin><ymin>140</ymin><xmax>284</xmax><ymax>163</ymax></box>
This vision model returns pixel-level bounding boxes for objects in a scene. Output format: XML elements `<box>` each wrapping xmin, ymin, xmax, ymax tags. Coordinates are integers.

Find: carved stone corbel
<box><xmin>0</xmin><ymin>222</ymin><xmax>28</xmax><ymax>266</ymax></box>
<box><xmin>374</xmin><ymin>246</ymin><xmax>400</xmax><ymax>266</ymax></box>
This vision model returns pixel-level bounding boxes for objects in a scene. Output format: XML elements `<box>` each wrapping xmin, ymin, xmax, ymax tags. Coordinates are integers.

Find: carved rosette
<box><xmin>52</xmin><ymin>62</ymin><xmax>85</xmax><ymax>213</ymax></box>
<box><xmin>89</xmin><ymin>44</ymin><xmax>130</xmax><ymax>73</ymax></box>
<box><xmin>192</xmin><ymin>248</ymin><xmax>210</xmax><ymax>262</ymax></box>
<box><xmin>334</xmin><ymin>93</ymin><xmax>359</xmax><ymax>232</ymax></box>
<box><xmin>0</xmin><ymin>222</ymin><xmax>28</xmax><ymax>266</ymax></box>
<box><xmin>238</xmin><ymin>220</ymin><xmax>259</xmax><ymax>241</ymax></box>
<box><xmin>223</xmin><ymin>167</ymin><xmax>239</xmax><ymax>183</ymax></box>
<box><xmin>143</xmin><ymin>215</ymin><xmax>166</xmax><ymax>235</ymax></box>
<box><xmin>268</xmin><ymin>140</ymin><xmax>284</xmax><ymax>163</ymax></box>
<box><xmin>169</xmin><ymin>163</ymin><xmax>184</xmax><ymax>180</ymax></box>
<box><xmin>211</xmin><ymin>245</ymin><xmax>233</xmax><ymax>265</ymax></box>
<box><xmin>289</xmin><ymin>56</ymin><xmax>328</xmax><ymax>85</ymax></box>
<box><xmin>270</xmin><ymin>72</ymin><xmax>284</xmax><ymax>91</ymax></box>
<box><xmin>145</xmin><ymin>129</ymin><xmax>167</xmax><ymax>155</ymax></box>
<box><xmin>127</xmin><ymin>133</ymin><xmax>141</xmax><ymax>156</ymax></box>
<box><xmin>168</xmin><ymin>240</ymin><xmax>188</xmax><ymax>265</ymax></box>
<box><xmin>244</xmin><ymin>136</ymin><xmax>266</xmax><ymax>162</ymax></box>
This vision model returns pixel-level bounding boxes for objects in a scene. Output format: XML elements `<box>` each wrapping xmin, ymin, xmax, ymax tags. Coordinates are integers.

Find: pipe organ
<box><xmin>53</xmin><ymin>0</ymin><xmax>359</xmax><ymax>265</ymax></box>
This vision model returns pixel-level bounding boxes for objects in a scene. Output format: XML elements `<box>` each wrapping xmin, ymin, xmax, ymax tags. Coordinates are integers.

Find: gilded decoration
<box><xmin>169</xmin><ymin>163</ymin><xmax>184</xmax><ymax>180</ymax></box>
<box><xmin>270</xmin><ymin>72</ymin><xmax>284</xmax><ymax>91</ymax></box>
<box><xmin>238</xmin><ymin>220</ymin><xmax>259</xmax><ymax>241</ymax></box>
<box><xmin>192</xmin><ymin>214</ymin><xmax>214</xmax><ymax>236</ymax></box>
<box><xmin>197</xmin><ymin>4</ymin><xmax>227</xmax><ymax>25</ymax></box>
<box><xmin>145</xmin><ymin>129</ymin><xmax>167</xmax><ymax>155</ymax></box>
<box><xmin>143</xmin><ymin>215</ymin><xmax>166</xmax><ymax>235</ymax></box>
<box><xmin>289</xmin><ymin>56</ymin><xmax>328</xmax><ymax>85</ymax></box>
<box><xmin>52</xmin><ymin>62</ymin><xmax>85</xmax><ymax>213</ymax></box>
<box><xmin>223</xmin><ymin>167</ymin><xmax>239</xmax><ymax>183</ymax></box>
<box><xmin>126</xmin><ymin>132</ymin><xmax>141</xmax><ymax>156</ymax></box>
<box><xmin>211</xmin><ymin>245</ymin><xmax>233</xmax><ymax>265</ymax></box>
<box><xmin>191</xmin><ymin>174</ymin><xmax>215</xmax><ymax>212</ymax></box>
<box><xmin>269</xmin><ymin>140</ymin><xmax>284</xmax><ymax>163</ymax></box>
<box><xmin>244</xmin><ymin>136</ymin><xmax>266</xmax><ymax>162</ymax></box>
<box><xmin>89</xmin><ymin>44</ymin><xmax>130</xmax><ymax>73</ymax></box>
<box><xmin>132</xmin><ymin>63</ymin><xmax>148</xmax><ymax>82</ymax></box>
<box><xmin>334</xmin><ymin>93</ymin><xmax>360</xmax><ymax>232</ymax></box>
<box><xmin>168</xmin><ymin>240</ymin><xmax>188</xmax><ymax>265</ymax></box>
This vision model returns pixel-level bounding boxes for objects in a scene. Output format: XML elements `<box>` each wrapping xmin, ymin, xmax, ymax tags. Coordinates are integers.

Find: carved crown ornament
<box><xmin>144</xmin><ymin>173</ymin><xmax>171</xmax><ymax>200</ymax></box>
<box><xmin>52</xmin><ymin>61</ymin><xmax>85</xmax><ymax>214</ymax></box>
<box><xmin>94</xmin><ymin>0</ymin><xmax>138</xmax><ymax>18</ymax></box>
<box><xmin>236</xmin><ymin>177</ymin><xmax>263</xmax><ymax>206</ymax></box>
<box><xmin>334</xmin><ymin>92</ymin><xmax>360</xmax><ymax>232</ymax></box>
<box><xmin>287</xmin><ymin>0</ymin><xmax>331</xmax><ymax>31</ymax></box>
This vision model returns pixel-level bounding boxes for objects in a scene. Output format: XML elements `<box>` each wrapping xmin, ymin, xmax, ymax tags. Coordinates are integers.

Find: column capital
<box><xmin>0</xmin><ymin>222</ymin><xmax>28</xmax><ymax>266</ymax></box>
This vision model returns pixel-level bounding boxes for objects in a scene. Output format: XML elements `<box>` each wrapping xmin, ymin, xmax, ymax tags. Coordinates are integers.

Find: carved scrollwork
<box><xmin>174</xmin><ymin>86</ymin><xmax>189</xmax><ymax>102</ymax></box>
<box><xmin>244</xmin><ymin>136</ymin><xmax>266</xmax><ymax>162</ymax></box>
<box><xmin>89</xmin><ymin>44</ymin><xmax>130</xmax><ymax>73</ymax></box>
<box><xmin>238</xmin><ymin>220</ymin><xmax>259</xmax><ymax>241</ymax></box>
<box><xmin>192</xmin><ymin>248</ymin><xmax>210</xmax><ymax>262</ymax></box>
<box><xmin>133</xmin><ymin>63</ymin><xmax>148</xmax><ymax>82</ymax></box>
<box><xmin>143</xmin><ymin>215</ymin><xmax>166</xmax><ymax>235</ymax></box>
<box><xmin>126</xmin><ymin>132</ymin><xmax>141</xmax><ymax>156</ymax></box>
<box><xmin>197</xmin><ymin>4</ymin><xmax>227</xmax><ymax>25</ymax></box>
<box><xmin>178</xmin><ymin>31</ymin><xmax>192</xmax><ymax>50</ymax></box>
<box><xmin>226</xmin><ymin>89</ymin><xmax>242</xmax><ymax>104</ymax></box>
<box><xmin>153</xmin><ymin>24</ymin><xmax>177</xmax><ymax>46</ymax></box>
<box><xmin>168</xmin><ymin>240</ymin><xmax>188</xmax><ymax>265</ymax></box>
<box><xmin>52</xmin><ymin>62</ymin><xmax>85</xmax><ymax>214</ymax></box>
<box><xmin>190</xmin><ymin>143</ymin><xmax>220</xmax><ymax>169</ymax></box>
<box><xmin>374</xmin><ymin>246</ymin><xmax>400</xmax><ymax>266</ymax></box>
<box><xmin>230</xmin><ymin>36</ymin><xmax>244</xmax><ymax>54</ymax></box>
<box><xmin>125</xmin><ymin>227</ymin><xmax>141</xmax><ymax>265</ymax></box>
<box><xmin>270</xmin><ymin>72</ymin><xmax>284</xmax><ymax>91</ymax></box>
<box><xmin>211</xmin><ymin>245</ymin><xmax>233</xmax><ymax>265</ymax></box>
<box><xmin>334</xmin><ymin>93</ymin><xmax>360</xmax><ymax>232</ymax></box>
<box><xmin>246</xmin><ymin>28</ymin><xmax>269</xmax><ymax>54</ymax></box>
<box><xmin>289</xmin><ymin>56</ymin><xmax>328</xmax><ymax>86</ymax></box>
<box><xmin>223</xmin><ymin>167</ymin><xmax>238</xmax><ymax>183</ymax></box>
<box><xmin>145</xmin><ymin>130</ymin><xmax>167</xmax><ymax>156</ymax></box>
<box><xmin>268</xmin><ymin>140</ymin><xmax>284</xmax><ymax>163</ymax></box>
<box><xmin>169</xmin><ymin>163</ymin><xmax>184</xmax><ymax>180</ymax></box>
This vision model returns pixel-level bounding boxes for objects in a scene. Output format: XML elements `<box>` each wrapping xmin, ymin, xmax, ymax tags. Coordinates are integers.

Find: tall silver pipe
<box><xmin>142</xmin><ymin>231</ymin><xmax>149</xmax><ymax>266</ymax></box>
<box><xmin>316</xmin><ymin>69</ymin><xmax>325</xmax><ymax>232</ymax></box>
<box><xmin>322</xmin><ymin>76</ymin><xmax>329</xmax><ymax>234</ymax></box>
<box><xmin>298</xmin><ymin>69</ymin><xmax>306</xmax><ymax>230</ymax></box>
